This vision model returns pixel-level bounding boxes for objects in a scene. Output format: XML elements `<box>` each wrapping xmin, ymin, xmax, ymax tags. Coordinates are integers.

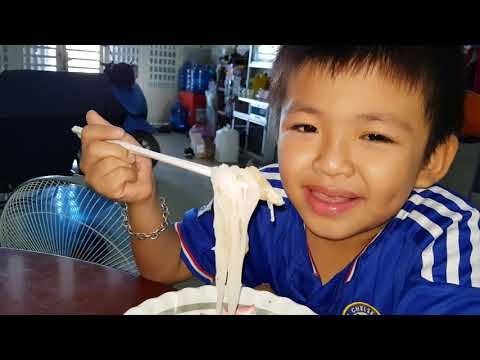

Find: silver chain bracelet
<box><xmin>122</xmin><ymin>197</ymin><xmax>170</xmax><ymax>240</ymax></box>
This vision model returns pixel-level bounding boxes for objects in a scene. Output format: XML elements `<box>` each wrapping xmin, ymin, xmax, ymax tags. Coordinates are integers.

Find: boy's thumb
<box><xmin>86</xmin><ymin>110</ymin><xmax>112</xmax><ymax>126</ymax></box>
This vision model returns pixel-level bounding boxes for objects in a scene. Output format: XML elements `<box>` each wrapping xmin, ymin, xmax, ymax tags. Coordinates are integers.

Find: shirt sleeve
<box><xmin>395</xmin><ymin>274</ymin><xmax>480</xmax><ymax>315</ymax></box>
<box><xmin>175</xmin><ymin>199</ymin><xmax>272</xmax><ymax>288</ymax></box>
<box><xmin>176</xmin><ymin>201</ymin><xmax>216</xmax><ymax>284</ymax></box>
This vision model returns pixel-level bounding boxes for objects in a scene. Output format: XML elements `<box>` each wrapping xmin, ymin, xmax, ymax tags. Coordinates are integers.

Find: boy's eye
<box><xmin>362</xmin><ymin>133</ymin><xmax>393</xmax><ymax>143</ymax></box>
<box><xmin>291</xmin><ymin>124</ymin><xmax>318</xmax><ymax>133</ymax></box>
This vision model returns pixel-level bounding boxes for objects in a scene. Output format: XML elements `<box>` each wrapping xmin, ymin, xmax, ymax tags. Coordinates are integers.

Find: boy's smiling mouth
<box><xmin>304</xmin><ymin>185</ymin><xmax>362</xmax><ymax>216</ymax></box>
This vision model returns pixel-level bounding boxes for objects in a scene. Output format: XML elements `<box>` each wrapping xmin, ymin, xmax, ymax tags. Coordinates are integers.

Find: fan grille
<box><xmin>0</xmin><ymin>177</ymin><xmax>138</xmax><ymax>274</ymax></box>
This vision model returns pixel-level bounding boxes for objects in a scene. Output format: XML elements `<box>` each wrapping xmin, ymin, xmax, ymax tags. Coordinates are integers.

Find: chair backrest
<box><xmin>0</xmin><ymin>70</ymin><xmax>127</xmax><ymax>193</ymax></box>
<box><xmin>0</xmin><ymin>175</ymin><xmax>138</xmax><ymax>274</ymax></box>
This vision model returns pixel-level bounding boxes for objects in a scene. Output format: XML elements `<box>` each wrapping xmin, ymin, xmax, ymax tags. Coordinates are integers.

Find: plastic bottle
<box><xmin>204</xmin><ymin>65</ymin><xmax>214</xmax><ymax>91</ymax></box>
<box><xmin>214</xmin><ymin>124</ymin><xmax>239</xmax><ymax>164</ymax></box>
<box><xmin>199</xmin><ymin>65</ymin><xmax>207</xmax><ymax>92</ymax></box>
<box><xmin>169</xmin><ymin>101</ymin><xmax>188</xmax><ymax>130</ymax></box>
<box><xmin>186</xmin><ymin>63</ymin><xmax>193</xmax><ymax>92</ymax></box>
<box><xmin>190</xmin><ymin>64</ymin><xmax>198</xmax><ymax>93</ymax></box>
<box><xmin>205</xmin><ymin>81</ymin><xmax>217</xmax><ymax>137</ymax></box>
<box><xmin>207</xmin><ymin>65</ymin><xmax>215</xmax><ymax>87</ymax></box>
<box><xmin>224</xmin><ymin>64</ymin><xmax>233</xmax><ymax>97</ymax></box>
<box><xmin>195</xmin><ymin>64</ymin><xmax>203</xmax><ymax>93</ymax></box>
<box><xmin>189</xmin><ymin>124</ymin><xmax>206</xmax><ymax>156</ymax></box>
<box><xmin>178</xmin><ymin>63</ymin><xmax>186</xmax><ymax>91</ymax></box>
<box><xmin>190</xmin><ymin>64</ymin><xmax>196</xmax><ymax>92</ymax></box>
<box><xmin>196</xmin><ymin>64</ymin><xmax>210</xmax><ymax>94</ymax></box>
<box><xmin>232</xmin><ymin>67</ymin><xmax>242</xmax><ymax>97</ymax></box>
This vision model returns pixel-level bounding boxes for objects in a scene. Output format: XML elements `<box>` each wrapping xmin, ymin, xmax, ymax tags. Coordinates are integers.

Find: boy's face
<box><xmin>277</xmin><ymin>64</ymin><xmax>431</xmax><ymax>242</ymax></box>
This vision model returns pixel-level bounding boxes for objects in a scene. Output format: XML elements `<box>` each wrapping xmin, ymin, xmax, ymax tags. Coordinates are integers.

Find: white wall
<box><xmin>136</xmin><ymin>45</ymin><xmax>216</xmax><ymax>126</ymax></box>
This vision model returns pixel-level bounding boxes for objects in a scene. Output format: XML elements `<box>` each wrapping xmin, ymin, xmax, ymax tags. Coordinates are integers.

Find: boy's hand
<box><xmin>79</xmin><ymin>110</ymin><xmax>155</xmax><ymax>205</ymax></box>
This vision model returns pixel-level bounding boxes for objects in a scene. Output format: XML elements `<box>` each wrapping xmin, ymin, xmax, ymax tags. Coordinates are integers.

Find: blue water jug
<box><xmin>169</xmin><ymin>101</ymin><xmax>188</xmax><ymax>130</ymax></box>
<box><xmin>179</xmin><ymin>62</ymin><xmax>189</xmax><ymax>91</ymax></box>
<box><xmin>194</xmin><ymin>64</ymin><xmax>201</xmax><ymax>93</ymax></box>
<box><xmin>200</xmin><ymin>65</ymin><xmax>210</xmax><ymax>92</ymax></box>
<box><xmin>191</xmin><ymin>64</ymin><xmax>199</xmax><ymax>93</ymax></box>
<box><xmin>186</xmin><ymin>63</ymin><xmax>194</xmax><ymax>92</ymax></box>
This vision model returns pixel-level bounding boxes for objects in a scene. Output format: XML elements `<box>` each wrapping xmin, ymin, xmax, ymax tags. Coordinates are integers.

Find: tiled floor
<box><xmin>152</xmin><ymin>131</ymin><xmax>218</xmax><ymax>222</ymax></box>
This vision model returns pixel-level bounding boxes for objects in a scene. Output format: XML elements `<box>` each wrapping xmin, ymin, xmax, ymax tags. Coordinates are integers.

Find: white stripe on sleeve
<box><xmin>429</xmin><ymin>186</ymin><xmax>480</xmax><ymax>288</ymax></box>
<box><xmin>407</xmin><ymin>210</ymin><xmax>444</xmax><ymax>282</ymax></box>
<box><xmin>446</xmin><ymin>223</ymin><xmax>460</xmax><ymax>285</ymax></box>
<box><xmin>261</xmin><ymin>172</ymin><xmax>282</xmax><ymax>181</ymax></box>
<box><xmin>259</xmin><ymin>164</ymin><xmax>279</xmax><ymax>171</ymax></box>
<box><xmin>409</xmin><ymin>193</ymin><xmax>462</xmax><ymax>285</ymax></box>
<box><xmin>396</xmin><ymin>209</ymin><xmax>409</xmax><ymax>220</ymax></box>
<box><xmin>421</xmin><ymin>241</ymin><xmax>434</xmax><ymax>282</ymax></box>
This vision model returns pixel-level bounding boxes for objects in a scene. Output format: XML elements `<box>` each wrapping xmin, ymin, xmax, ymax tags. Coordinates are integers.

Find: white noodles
<box><xmin>210</xmin><ymin>165</ymin><xmax>284</xmax><ymax>315</ymax></box>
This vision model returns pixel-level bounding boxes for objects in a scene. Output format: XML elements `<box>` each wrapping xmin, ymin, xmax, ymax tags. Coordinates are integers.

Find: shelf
<box><xmin>248</xmin><ymin>113</ymin><xmax>267</xmax><ymax>127</ymax></box>
<box><xmin>250</xmin><ymin>61</ymin><xmax>273</xmax><ymax>69</ymax></box>
<box><xmin>233</xmin><ymin>111</ymin><xmax>267</xmax><ymax>127</ymax></box>
<box><xmin>233</xmin><ymin>110</ymin><xmax>250</xmax><ymax>122</ymax></box>
<box><xmin>238</xmin><ymin>96</ymin><xmax>269</xmax><ymax>109</ymax></box>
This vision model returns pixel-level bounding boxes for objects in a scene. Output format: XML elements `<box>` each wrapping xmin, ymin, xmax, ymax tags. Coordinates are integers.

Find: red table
<box><xmin>0</xmin><ymin>248</ymin><xmax>174</xmax><ymax>315</ymax></box>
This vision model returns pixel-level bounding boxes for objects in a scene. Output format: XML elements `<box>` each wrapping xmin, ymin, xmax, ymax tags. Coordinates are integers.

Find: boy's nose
<box><xmin>312</xmin><ymin>138</ymin><xmax>355</xmax><ymax>178</ymax></box>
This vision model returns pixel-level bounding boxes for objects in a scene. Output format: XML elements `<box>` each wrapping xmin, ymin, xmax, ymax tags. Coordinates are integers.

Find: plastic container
<box><xmin>169</xmin><ymin>100</ymin><xmax>188</xmax><ymax>130</ymax></box>
<box><xmin>193</xmin><ymin>64</ymin><xmax>211</xmax><ymax>94</ymax></box>
<box><xmin>178</xmin><ymin>91</ymin><xmax>207</xmax><ymax>127</ymax></box>
<box><xmin>205</xmin><ymin>82</ymin><xmax>217</xmax><ymax>138</ymax></box>
<box><xmin>189</xmin><ymin>64</ymin><xmax>198</xmax><ymax>93</ymax></box>
<box><xmin>199</xmin><ymin>65</ymin><xmax>207</xmax><ymax>93</ymax></box>
<box><xmin>186</xmin><ymin>63</ymin><xmax>194</xmax><ymax>92</ymax></box>
<box><xmin>194</xmin><ymin>64</ymin><xmax>203</xmax><ymax>93</ymax></box>
<box><xmin>214</xmin><ymin>124</ymin><xmax>239</xmax><ymax>164</ymax></box>
<box><xmin>178</xmin><ymin>62</ymin><xmax>189</xmax><ymax>91</ymax></box>
<box><xmin>232</xmin><ymin>69</ymin><xmax>242</xmax><ymax>97</ymax></box>
<box><xmin>189</xmin><ymin>121</ymin><xmax>214</xmax><ymax>159</ymax></box>
<box><xmin>190</xmin><ymin>125</ymin><xmax>206</xmax><ymax>156</ymax></box>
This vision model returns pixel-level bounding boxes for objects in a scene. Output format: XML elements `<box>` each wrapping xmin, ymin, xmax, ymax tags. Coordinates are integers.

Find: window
<box><xmin>15</xmin><ymin>45</ymin><xmax>179</xmax><ymax>83</ymax></box>
<box><xmin>66</xmin><ymin>45</ymin><xmax>101</xmax><ymax>73</ymax></box>
<box><xmin>22</xmin><ymin>45</ymin><xmax>101</xmax><ymax>73</ymax></box>
<box><xmin>147</xmin><ymin>45</ymin><xmax>177</xmax><ymax>88</ymax></box>
<box><xmin>23</xmin><ymin>45</ymin><xmax>58</xmax><ymax>71</ymax></box>
<box><xmin>105</xmin><ymin>45</ymin><xmax>139</xmax><ymax>64</ymax></box>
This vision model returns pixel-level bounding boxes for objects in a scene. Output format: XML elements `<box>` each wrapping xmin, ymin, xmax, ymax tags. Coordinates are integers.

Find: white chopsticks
<box><xmin>71</xmin><ymin>126</ymin><xmax>212</xmax><ymax>178</ymax></box>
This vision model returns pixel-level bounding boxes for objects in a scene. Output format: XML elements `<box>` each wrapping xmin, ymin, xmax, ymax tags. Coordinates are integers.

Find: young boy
<box><xmin>80</xmin><ymin>46</ymin><xmax>480</xmax><ymax>315</ymax></box>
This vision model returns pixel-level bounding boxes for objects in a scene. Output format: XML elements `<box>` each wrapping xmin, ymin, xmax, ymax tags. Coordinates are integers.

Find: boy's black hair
<box><xmin>269</xmin><ymin>46</ymin><xmax>465</xmax><ymax>161</ymax></box>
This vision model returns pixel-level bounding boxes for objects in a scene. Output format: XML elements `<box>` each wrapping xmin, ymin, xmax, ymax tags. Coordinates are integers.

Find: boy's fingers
<box><xmin>81</xmin><ymin>124</ymin><xmax>125</xmax><ymax>146</ymax></box>
<box><xmin>100</xmin><ymin>166</ymin><xmax>138</xmax><ymax>201</ymax></box>
<box><xmin>84</xmin><ymin>158</ymin><xmax>137</xmax><ymax>199</ymax></box>
<box><xmin>85</xmin><ymin>157</ymin><xmax>134</xmax><ymax>183</ymax></box>
<box><xmin>86</xmin><ymin>110</ymin><xmax>114</xmax><ymax>127</ymax></box>
<box><xmin>80</xmin><ymin>140</ymin><xmax>134</xmax><ymax>173</ymax></box>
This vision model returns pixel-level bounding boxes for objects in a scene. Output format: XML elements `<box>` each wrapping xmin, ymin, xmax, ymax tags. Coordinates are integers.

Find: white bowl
<box><xmin>124</xmin><ymin>285</ymin><xmax>316</xmax><ymax>315</ymax></box>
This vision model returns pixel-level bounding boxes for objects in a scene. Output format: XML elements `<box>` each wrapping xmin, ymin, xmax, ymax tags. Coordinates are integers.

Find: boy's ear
<box><xmin>415</xmin><ymin>135</ymin><xmax>459</xmax><ymax>188</ymax></box>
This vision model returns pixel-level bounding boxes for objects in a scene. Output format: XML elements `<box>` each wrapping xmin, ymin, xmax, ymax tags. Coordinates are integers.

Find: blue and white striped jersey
<box><xmin>176</xmin><ymin>164</ymin><xmax>480</xmax><ymax>315</ymax></box>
